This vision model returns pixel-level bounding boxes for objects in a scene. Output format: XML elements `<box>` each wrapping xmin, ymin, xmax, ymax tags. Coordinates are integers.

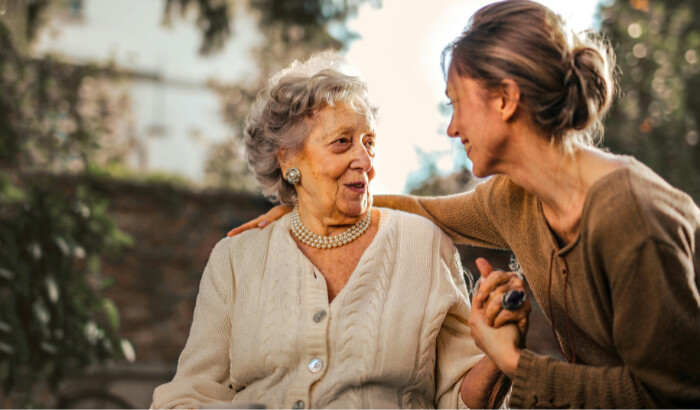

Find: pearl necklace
<box><xmin>291</xmin><ymin>205</ymin><xmax>371</xmax><ymax>249</ymax></box>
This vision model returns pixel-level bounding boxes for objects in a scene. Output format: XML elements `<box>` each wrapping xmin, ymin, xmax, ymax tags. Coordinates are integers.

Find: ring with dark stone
<box><xmin>501</xmin><ymin>289</ymin><xmax>526</xmax><ymax>311</ymax></box>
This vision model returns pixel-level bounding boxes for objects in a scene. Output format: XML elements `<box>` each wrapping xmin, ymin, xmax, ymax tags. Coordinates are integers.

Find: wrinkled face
<box><xmin>283</xmin><ymin>102</ymin><xmax>376</xmax><ymax>223</ymax></box>
<box><xmin>446</xmin><ymin>66</ymin><xmax>509</xmax><ymax>178</ymax></box>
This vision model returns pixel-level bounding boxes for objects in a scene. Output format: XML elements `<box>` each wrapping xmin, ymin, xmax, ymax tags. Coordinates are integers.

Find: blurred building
<box><xmin>32</xmin><ymin>0</ymin><xmax>263</xmax><ymax>184</ymax></box>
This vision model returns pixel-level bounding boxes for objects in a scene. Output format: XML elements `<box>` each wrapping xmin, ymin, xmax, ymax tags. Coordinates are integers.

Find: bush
<box><xmin>0</xmin><ymin>175</ymin><xmax>133</xmax><ymax>405</ymax></box>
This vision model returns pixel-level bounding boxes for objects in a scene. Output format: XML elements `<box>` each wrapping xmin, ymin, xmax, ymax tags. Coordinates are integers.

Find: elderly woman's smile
<box><xmin>282</xmin><ymin>102</ymin><xmax>376</xmax><ymax>233</ymax></box>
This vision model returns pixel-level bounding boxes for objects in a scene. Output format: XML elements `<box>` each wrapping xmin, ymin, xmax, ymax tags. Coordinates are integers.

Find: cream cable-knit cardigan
<box><xmin>152</xmin><ymin>208</ymin><xmax>484</xmax><ymax>409</ymax></box>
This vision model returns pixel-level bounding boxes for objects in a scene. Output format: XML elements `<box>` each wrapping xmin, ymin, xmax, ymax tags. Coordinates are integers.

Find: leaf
<box><xmin>0</xmin><ymin>267</ymin><xmax>13</xmax><ymax>280</ymax></box>
<box><xmin>102</xmin><ymin>298</ymin><xmax>120</xmax><ymax>330</ymax></box>
<box><xmin>120</xmin><ymin>339</ymin><xmax>136</xmax><ymax>363</ymax></box>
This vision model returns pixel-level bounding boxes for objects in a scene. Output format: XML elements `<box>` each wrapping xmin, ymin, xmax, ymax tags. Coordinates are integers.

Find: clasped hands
<box><xmin>469</xmin><ymin>258</ymin><xmax>531</xmax><ymax>379</ymax></box>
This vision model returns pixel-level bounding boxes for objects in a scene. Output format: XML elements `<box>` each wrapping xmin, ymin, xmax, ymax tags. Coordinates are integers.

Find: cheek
<box><xmin>306</xmin><ymin>159</ymin><xmax>345</xmax><ymax>188</ymax></box>
<box><xmin>367</xmin><ymin>166</ymin><xmax>376</xmax><ymax>182</ymax></box>
<box><xmin>455</xmin><ymin>106</ymin><xmax>471</xmax><ymax>127</ymax></box>
<box><xmin>325</xmin><ymin>156</ymin><xmax>355</xmax><ymax>178</ymax></box>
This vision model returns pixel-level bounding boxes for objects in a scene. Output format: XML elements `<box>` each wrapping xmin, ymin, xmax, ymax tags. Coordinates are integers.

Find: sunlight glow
<box><xmin>345</xmin><ymin>0</ymin><xmax>601</xmax><ymax>194</ymax></box>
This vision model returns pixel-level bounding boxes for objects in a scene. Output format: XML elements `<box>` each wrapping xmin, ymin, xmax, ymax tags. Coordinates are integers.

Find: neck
<box><xmin>292</xmin><ymin>204</ymin><xmax>372</xmax><ymax>249</ymax></box>
<box><xmin>296</xmin><ymin>201</ymin><xmax>368</xmax><ymax>237</ymax></box>
<box><xmin>510</xmin><ymin>144</ymin><xmax>586</xmax><ymax>217</ymax></box>
<box><xmin>499</xmin><ymin>132</ymin><xmax>622</xmax><ymax>242</ymax></box>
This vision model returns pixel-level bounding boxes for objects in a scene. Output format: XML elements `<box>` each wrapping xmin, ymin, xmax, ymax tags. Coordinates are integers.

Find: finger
<box><xmin>468</xmin><ymin>302</ymin><xmax>487</xmax><ymax>328</ymax></box>
<box><xmin>493</xmin><ymin>306</ymin><xmax>527</xmax><ymax>328</ymax></box>
<box><xmin>473</xmin><ymin>270</ymin><xmax>514</xmax><ymax>308</ymax></box>
<box><xmin>227</xmin><ymin>217</ymin><xmax>267</xmax><ymax>237</ymax></box>
<box><xmin>483</xmin><ymin>290</ymin><xmax>508</xmax><ymax>325</ymax></box>
<box><xmin>472</xmin><ymin>258</ymin><xmax>494</xmax><ymax>310</ymax></box>
<box><xmin>227</xmin><ymin>205</ymin><xmax>293</xmax><ymax>237</ymax></box>
<box><xmin>506</xmin><ymin>275</ymin><xmax>527</xmax><ymax>291</ymax></box>
<box><xmin>495</xmin><ymin>301</ymin><xmax>531</xmax><ymax>340</ymax></box>
<box><xmin>479</xmin><ymin>271</ymin><xmax>516</xmax><ymax>297</ymax></box>
<box><xmin>270</xmin><ymin>204</ymin><xmax>293</xmax><ymax>219</ymax></box>
<box><xmin>475</xmin><ymin>258</ymin><xmax>494</xmax><ymax>279</ymax></box>
<box><xmin>518</xmin><ymin>312</ymin><xmax>530</xmax><ymax>339</ymax></box>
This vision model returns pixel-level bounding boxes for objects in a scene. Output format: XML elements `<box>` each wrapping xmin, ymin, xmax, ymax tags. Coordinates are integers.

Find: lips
<box><xmin>461</xmin><ymin>138</ymin><xmax>471</xmax><ymax>156</ymax></box>
<box><xmin>345</xmin><ymin>181</ymin><xmax>367</xmax><ymax>193</ymax></box>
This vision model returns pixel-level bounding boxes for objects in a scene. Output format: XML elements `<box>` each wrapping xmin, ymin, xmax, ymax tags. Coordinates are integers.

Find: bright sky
<box><xmin>345</xmin><ymin>0</ymin><xmax>602</xmax><ymax>194</ymax></box>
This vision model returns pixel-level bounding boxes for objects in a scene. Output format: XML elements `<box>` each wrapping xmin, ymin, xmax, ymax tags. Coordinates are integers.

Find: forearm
<box><xmin>375</xmin><ymin>193</ymin><xmax>508</xmax><ymax>248</ymax></box>
<box><xmin>460</xmin><ymin>356</ymin><xmax>511</xmax><ymax>409</ymax></box>
<box><xmin>510</xmin><ymin>350</ymin><xmax>659</xmax><ymax>409</ymax></box>
<box><xmin>374</xmin><ymin>194</ymin><xmax>431</xmax><ymax>216</ymax></box>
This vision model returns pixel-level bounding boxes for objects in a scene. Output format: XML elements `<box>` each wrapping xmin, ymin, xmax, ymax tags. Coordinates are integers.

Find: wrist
<box><xmin>500</xmin><ymin>347</ymin><xmax>521</xmax><ymax>379</ymax></box>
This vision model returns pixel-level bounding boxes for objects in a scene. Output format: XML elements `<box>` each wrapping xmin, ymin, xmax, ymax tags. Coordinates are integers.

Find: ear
<box><xmin>498</xmin><ymin>79</ymin><xmax>520</xmax><ymax>121</ymax></box>
<box><xmin>276</xmin><ymin>148</ymin><xmax>289</xmax><ymax>170</ymax></box>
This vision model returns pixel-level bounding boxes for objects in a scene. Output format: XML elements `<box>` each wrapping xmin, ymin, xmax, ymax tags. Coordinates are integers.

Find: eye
<box><xmin>334</xmin><ymin>137</ymin><xmax>351</xmax><ymax>145</ymax></box>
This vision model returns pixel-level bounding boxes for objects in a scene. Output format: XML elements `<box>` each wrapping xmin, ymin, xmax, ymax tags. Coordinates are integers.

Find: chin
<box><xmin>339</xmin><ymin>196</ymin><xmax>371</xmax><ymax>217</ymax></box>
<box><xmin>472</xmin><ymin>168</ymin><xmax>487</xmax><ymax>178</ymax></box>
<box><xmin>470</xmin><ymin>162</ymin><xmax>494</xmax><ymax>179</ymax></box>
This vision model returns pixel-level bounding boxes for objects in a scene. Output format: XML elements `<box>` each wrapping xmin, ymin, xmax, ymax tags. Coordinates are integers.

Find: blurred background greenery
<box><xmin>0</xmin><ymin>0</ymin><xmax>697</xmax><ymax>407</ymax></box>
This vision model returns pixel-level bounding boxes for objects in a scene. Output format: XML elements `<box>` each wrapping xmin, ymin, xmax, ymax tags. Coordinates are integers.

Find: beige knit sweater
<box><xmin>152</xmin><ymin>208</ymin><xmax>484</xmax><ymax>409</ymax></box>
<box><xmin>376</xmin><ymin>157</ymin><xmax>700</xmax><ymax>408</ymax></box>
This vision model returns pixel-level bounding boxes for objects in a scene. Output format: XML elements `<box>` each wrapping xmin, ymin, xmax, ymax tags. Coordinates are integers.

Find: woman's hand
<box><xmin>472</xmin><ymin>258</ymin><xmax>530</xmax><ymax>338</ymax></box>
<box><xmin>227</xmin><ymin>204</ymin><xmax>293</xmax><ymax>237</ymax></box>
<box><xmin>468</xmin><ymin>258</ymin><xmax>530</xmax><ymax>378</ymax></box>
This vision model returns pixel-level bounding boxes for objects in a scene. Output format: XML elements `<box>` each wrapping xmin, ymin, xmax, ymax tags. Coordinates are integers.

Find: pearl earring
<box><xmin>285</xmin><ymin>167</ymin><xmax>301</xmax><ymax>185</ymax></box>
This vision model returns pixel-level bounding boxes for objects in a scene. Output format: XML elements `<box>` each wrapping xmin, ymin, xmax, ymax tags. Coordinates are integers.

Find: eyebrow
<box><xmin>327</xmin><ymin>125</ymin><xmax>353</xmax><ymax>136</ymax></box>
<box><xmin>321</xmin><ymin>125</ymin><xmax>353</xmax><ymax>142</ymax></box>
<box><xmin>324</xmin><ymin>122</ymin><xmax>377</xmax><ymax>139</ymax></box>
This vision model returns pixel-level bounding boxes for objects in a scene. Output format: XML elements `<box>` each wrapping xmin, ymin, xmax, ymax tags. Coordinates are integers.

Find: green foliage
<box><xmin>0</xmin><ymin>14</ymin><xmax>133</xmax><ymax>404</ymax></box>
<box><xmin>599</xmin><ymin>0</ymin><xmax>700</xmax><ymax>202</ymax></box>
<box><xmin>86</xmin><ymin>162</ymin><xmax>195</xmax><ymax>188</ymax></box>
<box><xmin>165</xmin><ymin>0</ymin><xmax>378</xmax><ymax>55</ymax></box>
<box><xmin>0</xmin><ymin>176</ymin><xmax>132</xmax><ymax>401</ymax></box>
<box><xmin>164</xmin><ymin>0</ymin><xmax>232</xmax><ymax>55</ymax></box>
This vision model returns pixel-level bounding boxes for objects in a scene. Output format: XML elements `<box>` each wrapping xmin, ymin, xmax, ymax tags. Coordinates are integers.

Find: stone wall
<box><xmin>86</xmin><ymin>177</ymin><xmax>271</xmax><ymax>364</ymax></box>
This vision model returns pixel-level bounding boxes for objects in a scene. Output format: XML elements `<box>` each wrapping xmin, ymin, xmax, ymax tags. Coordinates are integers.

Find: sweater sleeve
<box><xmin>433</xmin><ymin>232</ymin><xmax>487</xmax><ymax>409</ymax></box>
<box><xmin>374</xmin><ymin>178</ymin><xmax>508</xmax><ymax>249</ymax></box>
<box><xmin>152</xmin><ymin>239</ymin><xmax>236</xmax><ymax>409</ymax></box>
<box><xmin>510</xmin><ymin>237</ymin><xmax>700</xmax><ymax>408</ymax></box>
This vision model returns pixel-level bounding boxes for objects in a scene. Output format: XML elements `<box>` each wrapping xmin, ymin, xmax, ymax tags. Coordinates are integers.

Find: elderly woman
<box><xmin>151</xmin><ymin>52</ymin><xmax>519</xmax><ymax>409</ymax></box>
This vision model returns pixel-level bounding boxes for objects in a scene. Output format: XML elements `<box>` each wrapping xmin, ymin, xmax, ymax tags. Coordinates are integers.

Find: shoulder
<box><xmin>585</xmin><ymin>159</ymin><xmax>699</xmax><ymax>245</ymax></box>
<box><xmin>378</xmin><ymin>208</ymin><xmax>459</xmax><ymax>262</ymax></box>
<box><xmin>380</xmin><ymin>207</ymin><xmax>450</xmax><ymax>240</ymax></box>
<box><xmin>210</xmin><ymin>217</ymin><xmax>288</xmax><ymax>272</ymax></box>
<box><xmin>583</xmin><ymin>158</ymin><xmax>700</xmax><ymax>272</ymax></box>
<box><xmin>477</xmin><ymin>174</ymin><xmax>535</xmax><ymax>218</ymax></box>
<box><xmin>226</xmin><ymin>217</ymin><xmax>284</xmax><ymax>251</ymax></box>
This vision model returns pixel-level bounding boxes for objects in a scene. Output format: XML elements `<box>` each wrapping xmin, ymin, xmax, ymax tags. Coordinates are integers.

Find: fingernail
<box><xmin>258</xmin><ymin>220</ymin><xmax>268</xmax><ymax>228</ymax></box>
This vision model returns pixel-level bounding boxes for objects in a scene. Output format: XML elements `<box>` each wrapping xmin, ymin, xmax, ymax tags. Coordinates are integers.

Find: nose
<box><xmin>447</xmin><ymin>112</ymin><xmax>460</xmax><ymax>138</ymax></box>
<box><xmin>447</xmin><ymin>114</ymin><xmax>459</xmax><ymax>139</ymax></box>
<box><xmin>350</xmin><ymin>141</ymin><xmax>373</xmax><ymax>173</ymax></box>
